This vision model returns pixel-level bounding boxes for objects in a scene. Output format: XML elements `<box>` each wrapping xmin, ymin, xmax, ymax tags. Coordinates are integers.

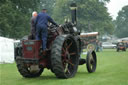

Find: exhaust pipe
<box><xmin>70</xmin><ymin>3</ymin><xmax>77</xmax><ymax>25</ymax></box>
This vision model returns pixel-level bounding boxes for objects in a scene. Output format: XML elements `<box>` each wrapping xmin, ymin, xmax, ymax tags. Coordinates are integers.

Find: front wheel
<box><xmin>87</xmin><ymin>44</ymin><xmax>95</xmax><ymax>51</ymax></box>
<box><xmin>86</xmin><ymin>51</ymin><xmax>97</xmax><ymax>73</ymax></box>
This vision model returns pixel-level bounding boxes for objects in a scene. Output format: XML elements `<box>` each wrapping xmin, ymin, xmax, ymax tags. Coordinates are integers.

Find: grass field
<box><xmin>0</xmin><ymin>49</ymin><xmax>128</xmax><ymax>85</ymax></box>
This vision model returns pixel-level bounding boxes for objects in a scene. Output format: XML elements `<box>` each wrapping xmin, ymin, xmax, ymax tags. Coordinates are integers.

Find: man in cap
<box><xmin>35</xmin><ymin>8</ymin><xmax>58</xmax><ymax>54</ymax></box>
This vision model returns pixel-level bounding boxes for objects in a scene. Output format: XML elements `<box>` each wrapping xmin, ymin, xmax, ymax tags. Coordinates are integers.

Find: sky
<box><xmin>106</xmin><ymin>0</ymin><xmax>128</xmax><ymax>20</ymax></box>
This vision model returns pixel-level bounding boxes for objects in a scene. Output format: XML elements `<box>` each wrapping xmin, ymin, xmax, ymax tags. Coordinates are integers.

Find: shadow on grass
<box><xmin>17</xmin><ymin>70</ymin><xmax>101</xmax><ymax>83</ymax></box>
<box><xmin>19</xmin><ymin>75</ymin><xmax>57</xmax><ymax>80</ymax></box>
<box><xmin>19</xmin><ymin>74</ymin><xmax>68</xmax><ymax>82</ymax></box>
<box><xmin>76</xmin><ymin>70</ymin><xmax>102</xmax><ymax>77</ymax></box>
<box><xmin>37</xmin><ymin>75</ymin><xmax>58</xmax><ymax>80</ymax></box>
<box><xmin>13</xmin><ymin>71</ymin><xmax>102</xmax><ymax>85</ymax></box>
<box><xmin>18</xmin><ymin>72</ymin><xmax>91</xmax><ymax>81</ymax></box>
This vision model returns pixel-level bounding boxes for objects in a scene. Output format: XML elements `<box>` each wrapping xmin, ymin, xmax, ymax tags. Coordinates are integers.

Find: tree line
<box><xmin>0</xmin><ymin>0</ymin><xmax>120</xmax><ymax>39</ymax></box>
<box><xmin>114</xmin><ymin>5</ymin><xmax>128</xmax><ymax>38</ymax></box>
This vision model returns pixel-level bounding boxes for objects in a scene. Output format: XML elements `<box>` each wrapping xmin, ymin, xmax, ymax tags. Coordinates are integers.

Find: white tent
<box><xmin>0</xmin><ymin>37</ymin><xmax>14</xmax><ymax>64</ymax></box>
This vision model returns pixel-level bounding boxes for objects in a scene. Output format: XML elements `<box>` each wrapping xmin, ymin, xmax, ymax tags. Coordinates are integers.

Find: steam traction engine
<box><xmin>15</xmin><ymin>3</ymin><xmax>97</xmax><ymax>79</ymax></box>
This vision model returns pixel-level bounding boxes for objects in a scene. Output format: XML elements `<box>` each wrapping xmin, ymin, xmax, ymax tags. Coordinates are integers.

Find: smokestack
<box><xmin>70</xmin><ymin>3</ymin><xmax>77</xmax><ymax>25</ymax></box>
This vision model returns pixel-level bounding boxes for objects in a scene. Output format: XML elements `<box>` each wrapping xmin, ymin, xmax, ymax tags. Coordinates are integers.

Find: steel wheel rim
<box><xmin>61</xmin><ymin>38</ymin><xmax>77</xmax><ymax>76</ymax></box>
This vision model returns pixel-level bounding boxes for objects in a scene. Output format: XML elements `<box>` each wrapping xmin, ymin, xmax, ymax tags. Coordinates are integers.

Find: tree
<box><xmin>0</xmin><ymin>0</ymin><xmax>40</xmax><ymax>38</ymax></box>
<box><xmin>115</xmin><ymin>5</ymin><xmax>128</xmax><ymax>38</ymax></box>
<box><xmin>52</xmin><ymin>0</ymin><xmax>71</xmax><ymax>24</ymax></box>
<box><xmin>52</xmin><ymin>0</ymin><xmax>114</xmax><ymax>35</ymax></box>
<box><xmin>0</xmin><ymin>0</ymin><xmax>114</xmax><ymax>38</ymax></box>
<box><xmin>38</xmin><ymin>0</ymin><xmax>56</xmax><ymax>15</ymax></box>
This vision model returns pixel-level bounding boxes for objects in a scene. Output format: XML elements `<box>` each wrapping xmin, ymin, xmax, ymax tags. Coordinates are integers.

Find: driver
<box><xmin>35</xmin><ymin>8</ymin><xmax>58</xmax><ymax>54</ymax></box>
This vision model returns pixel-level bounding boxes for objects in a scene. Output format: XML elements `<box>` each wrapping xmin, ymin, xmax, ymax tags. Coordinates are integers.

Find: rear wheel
<box><xmin>86</xmin><ymin>51</ymin><xmax>97</xmax><ymax>73</ymax></box>
<box><xmin>15</xmin><ymin>48</ymin><xmax>43</xmax><ymax>78</ymax></box>
<box><xmin>14</xmin><ymin>42</ymin><xmax>22</xmax><ymax>61</ymax></box>
<box><xmin>51</xmin><ymin>35</ymin><xmax>79</xmax><ymax>78</ymax></box>
<box><xmin>16</xmin><ymin>58</ymin><xmax>44</xmax><ymax>78</ymax></box>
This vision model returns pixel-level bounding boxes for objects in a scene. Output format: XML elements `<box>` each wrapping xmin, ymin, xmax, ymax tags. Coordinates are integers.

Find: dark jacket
<box><xmin>29</xmin><ymin>16</ymin><xmax>36</xmax><ymax>39</ymax></box>
<box><xmin>31</xmin><ymin>17</ymin><xmax>36</xmax><ymax>36</ymax></box>
<box><xmin>35</xmin><ymin>12</ymin><xmax>58</xmax><ymax>28</ymax></box>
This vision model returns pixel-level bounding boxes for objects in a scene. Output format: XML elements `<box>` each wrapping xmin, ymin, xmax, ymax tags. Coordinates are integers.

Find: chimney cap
<box><xmin>70</xmin><ymin>3</ymin><xmax>77</xmax><ymax>10</ymax></box>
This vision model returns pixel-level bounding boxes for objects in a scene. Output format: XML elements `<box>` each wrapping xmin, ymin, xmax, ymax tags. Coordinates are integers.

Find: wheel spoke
<box><xmin>64</xmin><ymin>40</ymin><xmax>68</xmax><ymax>48</ymax></box>
<box><xmin>64</xmin><ymin>63</ymin><xmax>68</xmax><ymax>71</ymax></box>
<box><xmin>61</xmin><ymin>54</ymin><xmax>65</xmax><ymax>57</ymax></box>
<box><xmin>90</xmin><ymin>54</ymin><xmax>93</xmax><ymax>60</ymax></box>
<box><xmin>66</xmin><ymin>69</ymin><xmax>70</xmax><ymax>74</ymax></box>
<box><xmin>62</xmin><ymin>48</ymin><xmax>66</xmax><ymax>53</ymax></box>
<box><xmin>64</xmin><ymin>63</ymin><xmax>70</xmax><ymax>74</ymax></box>
<box><xmin>67</xmin><ymin>60</ymin><xmax>74</xmax><ymax>66</ymax></box>
<box><xmin>91</xmin><ymin>64</ymin><xmax>93</xmax><ymax>69</ymax></box>
<box><xmin>69</xmin><ymin>52</ymin><xmax>76</xmax><ymax>56</ymax></box>
<box><xmin>67</xmin><ymin>42</ymin><xmax>73</xmax><ymax>50</ymax></box>
<box><xmin>92</xmin><ymin>59</ymin><xmax>95</xmax><ymax>65</ymax></box>
<box><xmin>91</xmin><ymin>59</ymin><xmax>94</xmax><ymax>64</ymax></box>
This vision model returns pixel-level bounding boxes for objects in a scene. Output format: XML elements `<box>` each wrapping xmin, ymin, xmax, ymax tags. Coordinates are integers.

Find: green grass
<box><xmin>0</xmin><ymin>49</ymin><xmax>128</xmax><ymax>85</ymax></box>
